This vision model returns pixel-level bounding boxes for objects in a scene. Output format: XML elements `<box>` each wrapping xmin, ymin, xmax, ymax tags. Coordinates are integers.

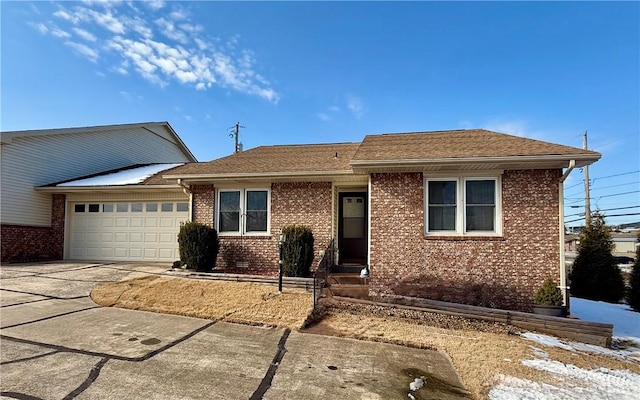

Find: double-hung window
<box><xmin>425</xmin><ymin>176</ymin><xmax>501</xmax><ymax>235</ymax></box>
<box><xmin>217</xmin><ymin>189</ymin><xmax>270</xmax><ymax>235</ymax></box>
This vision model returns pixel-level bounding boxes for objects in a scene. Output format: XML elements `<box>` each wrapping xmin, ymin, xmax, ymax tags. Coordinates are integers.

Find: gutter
<box><xmin>350</xmin><ymin>154</ymin><xmax>600</xmax><ymax>170</ymax></box>
<box><xmin>559</xmin><ymin>159</ymin><xmax>576</xmax><ymax>310</ymax></box>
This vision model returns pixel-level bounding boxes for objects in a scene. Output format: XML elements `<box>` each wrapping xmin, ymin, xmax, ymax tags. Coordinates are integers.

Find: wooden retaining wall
<box><xmin>333</xmin><ymin>295</ymin><xmax>613</xmax><ymax>347</ymax></box>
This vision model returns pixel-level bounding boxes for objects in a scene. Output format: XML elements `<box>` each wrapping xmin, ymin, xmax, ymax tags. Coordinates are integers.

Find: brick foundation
<box><xmin>369</xmin><ymin>170</ymin><xmax>561</xmax><ymax>312</ymax></box>
<box><xmin>1</xmin><ymin>194</ymin><xmax>66</xmax><ymax>262</ymax></box>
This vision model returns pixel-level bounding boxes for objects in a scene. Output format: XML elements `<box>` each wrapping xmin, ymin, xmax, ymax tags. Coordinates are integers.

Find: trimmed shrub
<box><xmin>177</xmin><ymin>222</ymin><xmax>220</xmax><ymax>272</ymax></box>
<box><xmin>569</xmin><ymin>212</ymin><xmax>625</xmax><ymax>303</ymax></box>
<box><xmin>627</xmin><ymin>233</ymin><xmax>640</xmax><ymax>312</ymax></box>
<box><xmin>535</xmin><ymin>277</ymin><xmax>563</xmax><ymax>306</ymax></box>
<box><xmin>281</xmin><ymin>225</ymin><xmax>314</xmax><ymax>277</ymax></box>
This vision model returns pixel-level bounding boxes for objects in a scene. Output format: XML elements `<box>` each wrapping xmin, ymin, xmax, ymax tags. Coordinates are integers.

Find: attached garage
<box><xmin>68</xmin><ymin>200</ymin><xmax>189</xmax><ymax>261</ymax></box>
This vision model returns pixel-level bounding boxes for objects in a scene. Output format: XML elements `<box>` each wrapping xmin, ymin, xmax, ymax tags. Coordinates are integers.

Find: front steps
<box><xmin>325</xmin><ymin>272</ymin><xmax>370</xmax><ymax>300</ymax></box>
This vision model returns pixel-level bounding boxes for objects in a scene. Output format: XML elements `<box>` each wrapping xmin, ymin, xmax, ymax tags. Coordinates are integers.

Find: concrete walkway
<box><xmin>0</xmin><ymin>262</ymin><xmax>470</xmax><ymax>399</ymax></box>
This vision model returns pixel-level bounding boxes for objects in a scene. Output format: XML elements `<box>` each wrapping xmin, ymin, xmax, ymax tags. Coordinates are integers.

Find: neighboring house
<box><xmin>162</xmin><ymin>129</ymin><xmax>600</xmax><ymax>311</ymax></box>
<box><xmin>612</xmin><ymin>233</ymin><xmax>639</xmax><ymax>253</ymax></box>
<box><xmin>1</xmin><ymin>122</ymin><xmax>196</xmax><ymax>262</ymax></box>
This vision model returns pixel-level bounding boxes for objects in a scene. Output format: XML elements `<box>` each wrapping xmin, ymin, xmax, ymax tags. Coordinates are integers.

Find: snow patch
<box><xmin>570</xmin><ymin>297</ymin><xmax>640</xmax><ymax>339</ymax></box>
<box><xmin>521</xmin><ymin>332</ymin><xmax>639</xmax><ymax>361</ymax></box>
<box><xmin>490</xmin><ymin>360</ymin><xmax>640</xmax><ymax>400</ymax></box>
<box><xmin>57</xmin><ymin>163</ymin><xmax>183</xmax><ymax>186</ymax></box>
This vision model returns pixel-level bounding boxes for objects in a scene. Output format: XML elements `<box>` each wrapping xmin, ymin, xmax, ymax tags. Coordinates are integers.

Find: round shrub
<box><xmin>281</xmin><ymin>225</ymin><xmax>314</xmax><ymax>277</ymax></box>
<box><xmin>535</xmin><ymin>277</ymin><xmax>563</xmax><ymax>306</ymax></box>
<box><xmin>178</xmin><ymin>222</ymin><xmax>220</xmax><ymax>272</ymax></box>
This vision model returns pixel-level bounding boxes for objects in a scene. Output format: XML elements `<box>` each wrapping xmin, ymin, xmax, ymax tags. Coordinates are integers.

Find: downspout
<box><xmin>177</xmin><ymin>179</ymin><xmax>193</xmax><ymax>222</ymax></box>
<box><xmin>559</xmin><ymin>160</ymin><xmax>576</xmax><ymax>311</ymax></box>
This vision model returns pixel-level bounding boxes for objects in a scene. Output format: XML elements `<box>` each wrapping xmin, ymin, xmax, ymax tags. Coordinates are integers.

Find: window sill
<box><xmin>423</xmin><ymin>235</ymin><xmax>505</xmax><ymax>241</ymax></box>
<box><xmin>219</xmin><ymin>234</ymin><xmax>273</xmax><ymax>239</ymax></box>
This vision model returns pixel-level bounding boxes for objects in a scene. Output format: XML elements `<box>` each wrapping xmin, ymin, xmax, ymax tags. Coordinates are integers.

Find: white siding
<box><xmin>1</xmin><ymin>126</ymin><xmax>192</xmax><ymax>226</ymax></box>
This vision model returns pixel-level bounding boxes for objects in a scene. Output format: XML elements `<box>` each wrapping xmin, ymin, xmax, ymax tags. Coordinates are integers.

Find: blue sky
<box><xmin>2</xmin><ymin>1</ymin><xmax>639</xmax><ymax>227</ymax></box>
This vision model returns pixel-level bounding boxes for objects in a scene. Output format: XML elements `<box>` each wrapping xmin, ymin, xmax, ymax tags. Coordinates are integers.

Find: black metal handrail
<box><xmin>313</xmin><ymin>238</ymin><xmax>334</xmax><ymax>308</ymax></box>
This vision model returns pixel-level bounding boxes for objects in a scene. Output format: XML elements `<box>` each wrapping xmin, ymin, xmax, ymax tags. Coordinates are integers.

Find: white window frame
<box><xmin>424</xmin><ymin>175</ymin><xmax>502</xmax><ymax>236</ymax></box>
<box><xmin>216</xmin><ymin>188</ymin><xmax>271</xmax><ymax>236</ymax></box>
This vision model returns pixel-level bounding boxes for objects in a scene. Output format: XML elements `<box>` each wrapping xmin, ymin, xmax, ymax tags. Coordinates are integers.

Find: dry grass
<box><xmin>92</xmin><ymin>276</ymin><xmax>640</xmax><ymax>400</ymax></box>
<box><xmin>307</xmin><ymin>307</ymin><xmax>640</xmax><ymax>399</ymax></box>
<box><xmin>91</xmin><ymin>275</ymin><xmax>314</xmax><ymax>329</ymax></box>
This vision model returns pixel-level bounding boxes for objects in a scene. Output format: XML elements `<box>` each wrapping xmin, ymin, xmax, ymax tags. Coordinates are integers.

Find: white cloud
<box><xmin>64</xmin><ymin>41</ymin><xmax>99</xmax><ymax>62</ymax></box>
<box><xmin>54</xmin><ymin>10</ymin><xmax>80</xmax><ymax>24</ymax></box>
<box><xmin>36</xmin><ymin>1</ymin><xmax>278</xmax><ymax>101</ymax></box>
<box><xmin>155</xmin><ymin>17</ymin><xmax>188</xmax><ymax>44</ymax></box>
<box><xmin>145</xmin><ymin>0</ymin><xmax>166</xmax><ymax>11</ymax></box>
<box><xmin>328</xmin><ymin>105</ymin><xmax>340</xmax><ymax>112</ymax></box>
<box><xmin>32</xmin><ymin>22</ymin><xmax>49</xmax><ymax>34</ymax></box>
<box><xmin>51</xmin><ymin>28</ymin><xmax>71</xmax><ymax>38</ymax></box>
<box><xmin>317</xmin><ymin>113</ymin><xmax>331</xmax><ymax>122</ymax></box>
<box><xmin>347</xmin><ymin>95</ymin><xmax>365</xmax><ymax>118</ymax></box>
<box><xmin>73</xmin><ymin>27</ymin><xmax>97</xmax><ymax>41</ymax></box>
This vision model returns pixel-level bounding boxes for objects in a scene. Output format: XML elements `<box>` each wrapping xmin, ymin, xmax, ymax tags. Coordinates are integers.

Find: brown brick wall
<box><xmin>369</xmin><ymin>170</ymin><xmax>561</xmax><ymax>312</ymax></box>
<box><xmin>1</xmin><ymin>193</ymin><xmax>66</xmax><ymax>262</ymax></box>
<box><xmin>191</xmin><ymin>182</ymin><xmax>333</xmax><ymax>275</ymax></box>
<box><xmin>191</xmin><ymin>185</ymin><xmax>214</xmax><ymax>226</ymax></box>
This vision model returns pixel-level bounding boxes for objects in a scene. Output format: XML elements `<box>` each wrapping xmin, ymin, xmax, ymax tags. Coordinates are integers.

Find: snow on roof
<box><xmin>56</xmin><ymin>163</ymin><xmax>183</xmax><ymax>187</ymax></box>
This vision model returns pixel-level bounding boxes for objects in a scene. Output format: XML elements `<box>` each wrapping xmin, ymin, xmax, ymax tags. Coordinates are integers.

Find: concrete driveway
<box><xmin>0</xmin><ymin>262</ymin><xmax>470</xmax><ymax>399</ymax></box>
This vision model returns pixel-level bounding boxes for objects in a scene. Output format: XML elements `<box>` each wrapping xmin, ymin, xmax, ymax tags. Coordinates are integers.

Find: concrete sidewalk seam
<box><xmin>249</xmin><ymin>328</ymin><xmax>291</xmax><ymax>400</ymax></box>
<box><xmin>62</xmin><ymin>357</ymin><xmax>110</xmax><ymax>400</ymax></box>
<box><xmin>1</xmin><ymin>307</ymin><xmax>98</xmax><ymax>329</ymax></box>
<box><xmin>0</xmin><ymin>350</ymin><xmax>61</xmax><ymax>366</ymax></box>
<box><xmin>0</xmin><ymin>321</ymin><xmax>217</xmax><ymax>362</ymax></box>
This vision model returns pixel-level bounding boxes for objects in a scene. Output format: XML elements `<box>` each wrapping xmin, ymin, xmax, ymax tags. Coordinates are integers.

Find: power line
<box><xmin>565</xmin><ymin>190</ymin><xmax>640</xmax><ymax>203</ymax></box>
<box><xmin>565</xmin><ymin>181</ymin><xmax>640</xmax><ymax>198</ymax></box>
<box><xmin>565</xmin><ymin>212</ymin><xmax>640</xmax><ymax>224</ymax></box>
<box><xmin>565</xmin><ymin>205</ymin><xmax>640</xmax><ymax>218</ymax></box>
<box><xmin>564</xmin><ymin>170</ymin><xmax>640</xmax><ymax>191</ymax></box>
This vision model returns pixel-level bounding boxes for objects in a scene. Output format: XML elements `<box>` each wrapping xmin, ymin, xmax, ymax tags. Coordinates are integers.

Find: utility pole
<box><xmin>229</xmin><ymin>122</ymin><xmax>245</xmax><ymax>153</ymax></box>
<box><xmin>583</xmin><ymin>131</ymin><xmax>591</xmax><ymax>226</ymax></box>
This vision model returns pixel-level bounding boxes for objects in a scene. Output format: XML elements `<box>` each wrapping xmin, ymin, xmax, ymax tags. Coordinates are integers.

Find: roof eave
<box><xmin>350</xmin><ymin>154</ymin><xmax>601</xmax><ymax>172</ymax></box>
<box><xmin>163</xmin><ymin>170</ymin><xmax>359</xmax><ymax>184</ymax></box>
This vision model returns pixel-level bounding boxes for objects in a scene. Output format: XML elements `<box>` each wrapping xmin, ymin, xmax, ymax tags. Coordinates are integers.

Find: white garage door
<box><xmin>68</xmin><ymin>201</ymin><xmax>189</xmax><ymax>261</ymax></box>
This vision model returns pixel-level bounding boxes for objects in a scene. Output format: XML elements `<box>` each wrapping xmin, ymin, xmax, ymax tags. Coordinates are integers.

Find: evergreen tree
<box><xmin>627</xmin><ymin>233</ymin><xmax>640</xmax><ymax>311</ymax></box>
<box><xmin>569</xmin><ymin>212</ymin><xmax>625</xmax><ymax>303</ymax></box>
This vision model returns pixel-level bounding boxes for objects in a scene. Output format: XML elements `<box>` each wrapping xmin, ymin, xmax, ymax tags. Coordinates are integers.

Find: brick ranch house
<box><xmin>163</xmin><ymin>129</ymin><xmax>600</xmax><ymax>312</ymax></box>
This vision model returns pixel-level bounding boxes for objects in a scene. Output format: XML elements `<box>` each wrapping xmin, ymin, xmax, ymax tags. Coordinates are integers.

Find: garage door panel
<box><xmin>144</xmin><ymin>248</ymin><xmax>158</xmax><ymax>258</ymax></box>
<box><xmin>129</xmin><ymin>248</ymin><xmax>143</xmax><ymax>258</ymax></box>
<box><xmin>86</xmin><ymin>247</ymin><xmax>100</xmax><ymax>258</ymax></box>
<box><xmin>101</xmin><ymin>248</ymin><xmax>115</xmax><ymax>258</ymax></box>
<box><xmin>73</xmin><ymin>218</ymin><xmax>86</xmax><ymax>229</ymax></box>
<box><xmin>69</xmin><ymin>201</ymin><xmax>187</xmax><ymax>262</ymax></box>
<box><xmin>159</xmin><ymin>248</ymin><xmax>174</xmax><ymax>260</ymax></box>
<box><xmin>160</xmin><ymin>218</ymin><xmax>174</xmax><ymax>228</ymax></box>
<box><xmin>159</xmin><ymin>233</ymin><xmax>174</xmax><ymax>243</ymax></box>
<box><xmin>130</xmin><ymin>217</ymin><xmax>143</xmax><ymax>228</ymax></box>
<box><xmin>114</xmin><ymin>248</ymin><xmax>127</xmax><ymax>258</ymax></box>
<box><xmin>145</xmin><ymin>218</ymin><xmax>158</xmax><ymax>227</ymax></box>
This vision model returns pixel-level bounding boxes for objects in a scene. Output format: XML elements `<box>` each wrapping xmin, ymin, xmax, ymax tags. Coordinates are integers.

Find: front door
<box><xmin>338</xmin><ymin>192</ymin><xmax>367</xmax><ymax>265</ymax></box>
